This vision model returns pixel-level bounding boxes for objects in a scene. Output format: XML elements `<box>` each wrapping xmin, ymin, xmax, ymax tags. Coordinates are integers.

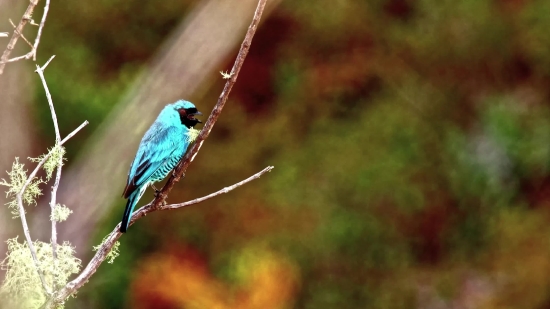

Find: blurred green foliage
<box><xmin>23</xmin><ymin>0</ymin><xmax>550</xmax><ymax>307</ymax></box>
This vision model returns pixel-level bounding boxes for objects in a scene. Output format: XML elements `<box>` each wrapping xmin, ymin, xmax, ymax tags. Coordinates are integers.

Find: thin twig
<box><xmin>151</xmin><ymin>0</ymin><xmax>268</xmax><ymax>210</ymax></box>
<box><xmin>36</xmin><ymin>57</ymin><xmax>62</xmax><ymax>285</ymax></box>
<box><xmin>4</xmin><ymin>54</ymin><xmax>30</xmax><ymax>63</ymax></box>
<box><xmin>37</xmin><ymin>55</ymin><xmax>55</xmax><ymax>71</ymax></box>
<box><xmin>33</xmin><ymin>0</ymin><xmax>51</xmax><ymax>61</ymax></box>
<box><xmin>160</xmin><ymin>166</ymin><xmax>274</xmax><ymax>210</ymax></box>
<box><xmin>45</xmin><ymin>166</ymin><xmax>273</xmax><ymax>307</ymax></box>
<box><xmin>9</xmin><ymin>19</ymin><xmax>33</xmax><ymax>48</ymax></box>
<box><xmin>36</xmin><ymin>58</ymin><xmax>59</xmax><ymax>139</ymax></box>
<box><xmin>61</xmin><ymin>121</ymin><xmax>88</xmax><ymax>144</ymax></box>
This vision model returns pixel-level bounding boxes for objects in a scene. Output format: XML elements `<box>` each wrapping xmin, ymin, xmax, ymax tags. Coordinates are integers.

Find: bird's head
<box><xmin>172</xmin><ymin>100</ymin><xmax>203</xmax><ymax>128</ymax></box>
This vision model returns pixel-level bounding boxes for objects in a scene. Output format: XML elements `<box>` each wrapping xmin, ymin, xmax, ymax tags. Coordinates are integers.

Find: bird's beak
<box><xmin>194</xmin><ymin>111</ymin><xmax>203</xmax><ymax>123</ymax></box>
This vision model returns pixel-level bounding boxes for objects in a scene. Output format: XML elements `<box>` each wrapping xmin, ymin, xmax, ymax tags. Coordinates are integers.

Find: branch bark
<box><xmin>32</xmin><ymin>0</ymin><xmax>51</xmax><ymax>61</ymax></box>
<box><xmin>35</xmin><ymin>56</ymin><xmax>62</xmax><ymax>286</ymax></box>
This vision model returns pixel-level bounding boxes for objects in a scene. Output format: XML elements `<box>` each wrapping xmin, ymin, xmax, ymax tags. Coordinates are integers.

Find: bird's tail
<box><xmin>120</xmin><ymin>189</ymin><xmax>141</xmax><ymax>233</ymax></box>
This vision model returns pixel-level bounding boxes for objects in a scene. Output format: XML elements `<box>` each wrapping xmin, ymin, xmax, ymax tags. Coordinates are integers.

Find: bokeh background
<box><xmin>2</xmin><ymin>0</ymin><xmax>550</xmax><ymax>308</ymax></box>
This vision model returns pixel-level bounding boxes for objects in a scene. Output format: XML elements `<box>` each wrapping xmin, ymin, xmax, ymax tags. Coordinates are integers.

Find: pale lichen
<box><xmin>93</xmin><ymin>238</ymin><xmax>120</xmax><ymax>264</ymax></box>
<box><xmin>0</xmin><ymin>158</ymin><xmax>44</xmax><ymax>218</ymax></box>
<box><xmin>220</xmin><ymin>70</ymin><xmax>233</xmax><ymax>79</ymax></box>
<box><xmin>187</xmin><ymin>127</ymin><xmax>201</xmax><ymax>143</ymax></box>
<box><xmin>0</xmin><ymin>237</ymin><xmax>81</xmax><ymax>309</ymax></box>
<box><xmin>29</xmin><ymin>144</ymin><xmax>66</xmax><ymax>180</ymax></box>
<box><xmin>50</xmin><ymin>204</ymin><xmax>72</xmax><ymax>222</ymax></box>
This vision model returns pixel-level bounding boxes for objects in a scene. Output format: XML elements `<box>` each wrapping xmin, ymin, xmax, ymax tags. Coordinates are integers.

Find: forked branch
<box><xmin>46</xmin><ymin>166</ymin><xmax>273</xmax><ymax>306</ymax></box>
<box><xmin>0</xmin><ymin>0</ymin><xmax>51</xmax><ymax>74</ymax></box>
<box><xmin>14</xmin><ymin>115</ymin><xmax>87</xmax><ymax>297</ymax></box>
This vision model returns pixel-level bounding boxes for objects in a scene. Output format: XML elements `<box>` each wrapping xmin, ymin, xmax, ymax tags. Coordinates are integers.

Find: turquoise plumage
<box><xmin>120</xmin><ymin>100</ymin><xmax>202</xmax><ymax>233</ymax></box>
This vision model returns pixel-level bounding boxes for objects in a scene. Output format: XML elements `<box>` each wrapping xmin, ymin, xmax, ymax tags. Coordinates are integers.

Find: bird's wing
<box><xmin>122</xmin><ymin>124</ymin><xmax>180</xmax><ymax>198</ymax></box>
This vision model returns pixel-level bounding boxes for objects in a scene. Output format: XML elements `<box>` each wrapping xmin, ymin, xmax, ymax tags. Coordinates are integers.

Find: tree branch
<box><xmin>45</xmin><ymin>166</ymin><xmax>274</xmax><ymax>307</ymax></box>
<box><xmin>35</xmin><ymin>55</ymin><xmax>62</xmax><ymax>286</ymax></box>
<box><xmin>3</xmin><ymin>54</ymin><xmax>28</xmax><ymax>63</ymax></box>
<box><xmin>151</xmin><ymin>0</ymin><xmax>268</xmax><ymax>210</ymax></box>
<box><xmin>32</xmin><ymin>0</ymin><xmax>51</xmax><ymax>61</ymax></box>
<box><xmin>60</xmin><ymin>122</ymin><xmax>88</xmax><ymax>144</ymax></box>
<box><xmin>15</xmin><ymin>183</ymin><xmax>51</xmax><ymax>295</ymax></box>
<box><xmin>0</xmin><ymin>0</ymin><xmax>51</xmax><ymax>73</ymax></box>
<box><xmin>158</xmin><ymin>166</ymin><xmax>274</xmax><ymax>211</ymax></box>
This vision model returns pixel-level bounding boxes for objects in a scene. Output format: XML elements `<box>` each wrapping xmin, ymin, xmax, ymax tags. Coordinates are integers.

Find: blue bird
<box><xmin>120</xmin><ymin>100</ymin><xmax>202</xmax><ymax>233</ymax></box>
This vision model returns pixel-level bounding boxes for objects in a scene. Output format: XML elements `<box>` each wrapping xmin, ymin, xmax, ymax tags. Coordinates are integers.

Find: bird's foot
<box><xmin>151</xmin><ymin>184</ymin><xmax>161</xmax><ymax>197</ymax></box>
<box><xmin>173</xmin><ymin>171</ymin><xmax>185</xmax><ymax>178</ymax></box>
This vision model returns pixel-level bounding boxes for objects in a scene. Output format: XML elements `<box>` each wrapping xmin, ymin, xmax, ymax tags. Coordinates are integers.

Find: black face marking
<box><xmin>178</xmin><ymin>107</ymin><xmax>202</xmax><ymax>128</ymax></box>
<box><xmin>186</xmin><ymin>107</ymin><xmax>198</xmax><ymax>115</ymax></box>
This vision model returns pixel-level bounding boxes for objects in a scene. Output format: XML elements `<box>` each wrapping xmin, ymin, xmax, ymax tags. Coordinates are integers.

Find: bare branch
<box><xmin>4</xmin><ymin>53</ymin><xmax>31</xmax><ymax>63</ymax></box>
<box><xmin>160</xmin><ymin>166</ymin><xmax>274</xmax><ymax>211</ymax></box>
<box><xmin>60</xmin><ymin>121</ymin><xmax>88</xmax><ymax>144</ymax></box>
<box><xmin>37</xmin><ymin>55</ymin><xmax>55</xmax><ymax>71</ymax></box>
<box><xmin>35</xmin><ymin>57</ymin><xmax>62</xmax><ymax>285</ymax></box>
<box><xmin>33</xmin><ymin>0</ymin><xmax>51</xmax><ymax>60</ymax></box>
<box><xmin>45</xmin><ymin>166</ymin><xmax>274</xmax><ymax>307</ymax></box>
<box><xmin>36</xmin><ymin>57</ymin><xmax>59</xmax><ymax>139</ymax></box>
